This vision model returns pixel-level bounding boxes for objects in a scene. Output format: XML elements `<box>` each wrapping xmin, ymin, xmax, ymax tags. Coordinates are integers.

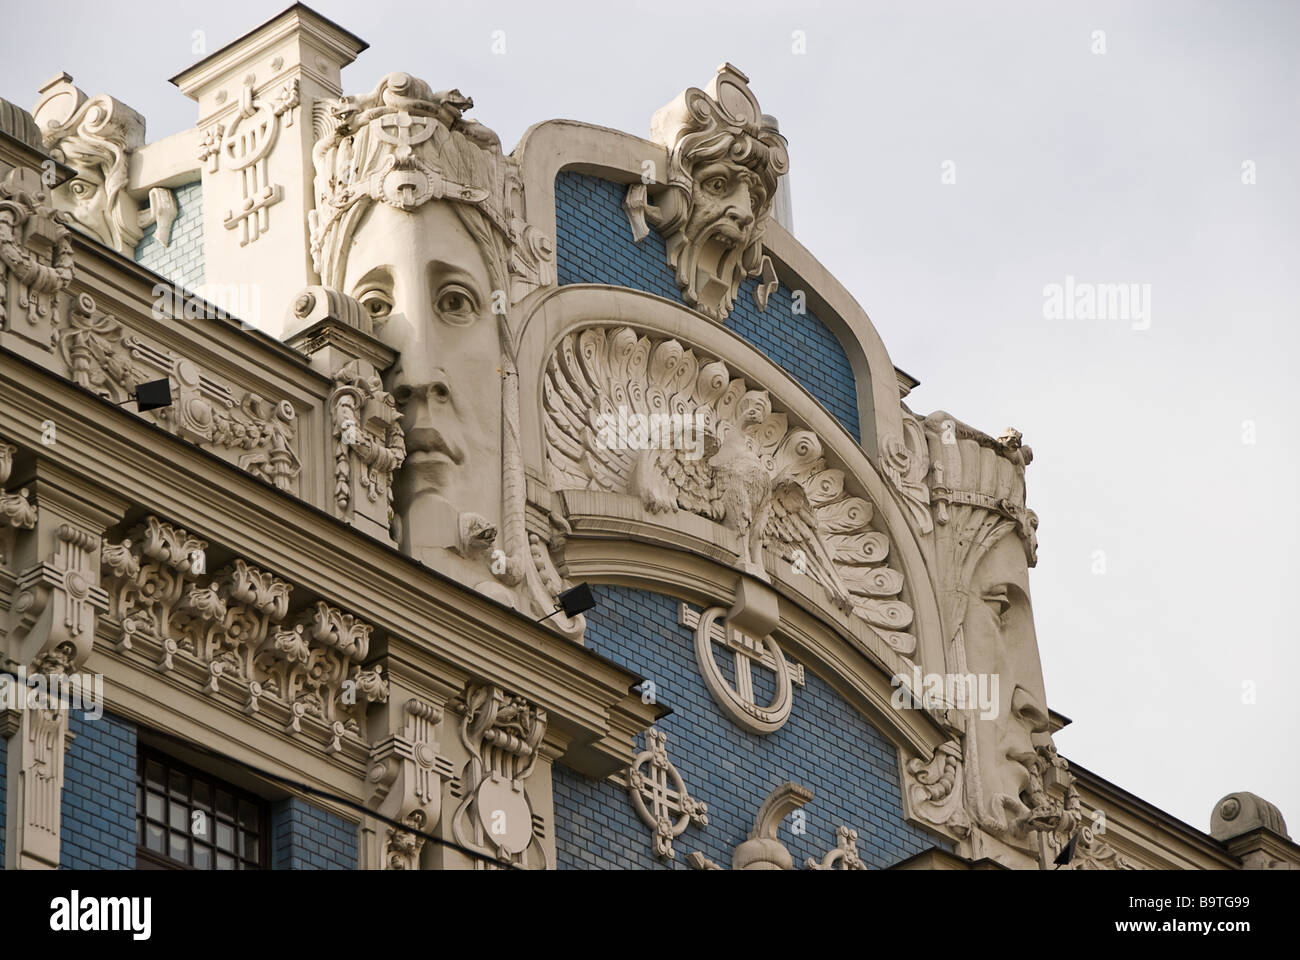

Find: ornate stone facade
<box><xmin>0</xmin><ymin>4</ymin><xmax>1292</xmax><ymax>876</ymax></box>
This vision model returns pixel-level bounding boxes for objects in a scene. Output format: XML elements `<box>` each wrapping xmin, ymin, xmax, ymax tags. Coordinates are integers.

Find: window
<box><xmin>136</xmin><ymin>746</ymin><xmax>267</xmax><ymax>870</ymax></box>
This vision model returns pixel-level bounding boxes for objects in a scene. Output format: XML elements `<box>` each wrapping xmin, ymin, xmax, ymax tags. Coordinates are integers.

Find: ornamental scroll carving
<box><xmin>450</xmin><ymin>682</ymin><xmax>549</xmax><ymax>869</ymax></box>
<box><xmin>543</xmin><ymin>325</ymin><xmax>917</xmax><ymax>655</ymax></box>
<box><xmin>0</xmin><ymin>441</ymin><xmax>37</xmax><ymax>566</ymax></box>
<box><xmin>805</xmin><ymin>825</ymin><xmax>867</xmax><ymax>870</ymax></box>
<box><xmin>100</xmin><ymin>516</ymin><xmax>388</xmax><ymax>756</ymax></box>
<box><xmin>330</xmin><ymin>358</ymin><xmax>406</xmax><ymax>535</ymax></box>
<box><xmin>54</xmin><ymin>292</ymin><xmax>302</xmax><ymax>493</ymax></box>
<box><xmin>367</xmin><ymin>698</ymin><xmax>454</xmax><ymax>870</ymax></box>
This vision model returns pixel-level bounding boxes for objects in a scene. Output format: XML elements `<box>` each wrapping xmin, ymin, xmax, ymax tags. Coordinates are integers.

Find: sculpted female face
<box><xmin>341</xmin><ymin>199</ymin><xmax>503</xmax><ymax>569</ymax></box>
<box><xmin>961</xmin><ymin>533</ymin><xmax>1051</xmax><ymax>843</ymax></box>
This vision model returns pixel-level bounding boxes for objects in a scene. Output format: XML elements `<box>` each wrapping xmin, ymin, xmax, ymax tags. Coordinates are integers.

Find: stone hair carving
<box><xmin>805</xmin><ymin>825</ymin><xmax>867</xmax><ymax>870</ymax></box>
<box><xmin>1036</xmin><ymin>750</ymin><xmax>1140</xmax><ymax>870</ymax></box>
<box><xmin>55</xmin><ymin>292</ymin><xmax>302</xmax><ymax>493</ymax></box>
<box><xmin>0</xmin><ymin>167</ymin><xmax>74</xmax><ymax>342</ymax></box>
<box><xmin>624</xmin><ymin>63</ymin><xmax>788</xmax><ymax>322</ymax></box>
<box><xmin>307</xmin><ymin>72</ymin><xmax>574</xmax><ymax>634</ymax></box>
<box><xmin>101</xmin><ymin>516</ymin><xmax>387</xmax><ymax>756</ymax></box>
<box><xmin>544</xmin><ymin>326</ymin><xmax>917</xmax><ymax>654</ymax></box>
<box><xmin>329</xmin><ymin>358</ymin><xmax>406</xmax><ymax>533</ymax></box>
<box><xmin>33</xmin><ymin>75</ymin><xmax>175</xmax><ymax>255</ymax></box>
<box><xmin>626</xmin><ymin>728</ymin><xmax>708</xmax><ymax>861</ymax></box>
<box><xmin>880</xmin><ymin>408</ymin><xmax>933</xmax><ymax>534</ymax></box>
<box><xmin>450</xmin><ymin>682</ymin><xmax>549</xmax><ymax>868</ymax></box>
<box><xmin>307</xmin><ymin>71</ymin><xmax>550</xmax><ymax>301</ymax></box>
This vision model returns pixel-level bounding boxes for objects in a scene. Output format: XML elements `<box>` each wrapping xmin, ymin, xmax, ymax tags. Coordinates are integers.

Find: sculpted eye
<box><xmin>435</xmin><ymin>285</ymin><xmax>478</xmax><ymax>324</ymax></box>
<box><xmin>68</xmin><ymin>179</ymin><xmax>95</xmax><ymax>199</ymax></box>
<box><xmin>982</xmin><ymin>590</ymin><xmax>1012</xmax><ymax>623</ymax></box>
<box><xmin>705</xmin><ymin>175</ymin><xmax>729</xmax><ymax>195</ymax></box>
<box><xmin>357</xmin><ymin>288</ymin><xmax>393</xmax><ymax>321</ymax></box>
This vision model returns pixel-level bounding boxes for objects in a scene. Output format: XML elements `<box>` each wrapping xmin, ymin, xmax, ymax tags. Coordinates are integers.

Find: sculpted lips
<box><xmin>405</xmin><ymin>426</ymin><xmax>465</xmax><ymax>466</ymax></box>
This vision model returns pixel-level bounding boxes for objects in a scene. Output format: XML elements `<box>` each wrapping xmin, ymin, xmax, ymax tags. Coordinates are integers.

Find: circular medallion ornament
<box><xmin>475</xmin><ymin>772</ymin><xmax>532</xmax><ymax>855</ymax></box>
<box><xmin>693</xmin><ymin>606</ymin><xmax>793</xmax><ymax>735</ymax></box>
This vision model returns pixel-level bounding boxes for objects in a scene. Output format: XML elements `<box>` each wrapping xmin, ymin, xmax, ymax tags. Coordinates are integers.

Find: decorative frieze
<box><xmin>544</xmin><ymin>325</ymin><xmax>916</xmax><ymax>654</ymax></box>
<box><xmin>55</xmin><ymin>292</ymin><xmax>302</xmax><ymax>493</ymax></box>
<box><xmin>100</xmin><ymin>516</ymin><xmax>386</xmax><ymax>757</ymax></box>
<box><xmin>626</xmin><ymin>727</ymin><xmax>708</xmax><ymax>860</ymax></box>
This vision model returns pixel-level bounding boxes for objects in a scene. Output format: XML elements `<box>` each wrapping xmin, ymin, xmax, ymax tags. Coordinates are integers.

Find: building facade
<box><xmin>0</xmin><ymin>4</ymin><xmax>1295</xmax><ymax>871</ymax></box>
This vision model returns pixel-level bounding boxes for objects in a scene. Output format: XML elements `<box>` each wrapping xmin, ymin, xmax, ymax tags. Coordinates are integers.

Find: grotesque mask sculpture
<box><xmin>32</xmin><ymin>75</ymin><xmax>175</xmax><ymax>255</ymax></box>
<box><xmin>308</xmin><ymin>72</ymin><xmax>575</xmax><ymax>633</ymax></box>
<box><xmin>923</xmin><ymin>411</ymin><xmax>1049</xmax><ymax>856</ymax></box>
<box><xmin>625</xmin><ymin>64</ymin><xmax>788</xmax><ymax>322</ymax></box>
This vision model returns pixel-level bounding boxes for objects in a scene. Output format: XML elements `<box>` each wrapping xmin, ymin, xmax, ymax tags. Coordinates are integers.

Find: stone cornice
<box><xmin>0</xmin><ymin>352</ymin><xmax>660</xmax><ymax>776</ymax></box>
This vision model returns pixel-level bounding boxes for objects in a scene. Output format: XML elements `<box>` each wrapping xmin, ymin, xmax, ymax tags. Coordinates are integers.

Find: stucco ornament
<box><xmin>626</xmin><ymin>728</ymin><xmax>708</xmax><ymax>860</ymax></box>
<box><xmin>32</xmin><ymin>74</ymin><xmax>175</xmax><ymax>255</ymax></box>
<box><xmin>624</xmin><ymin>63</ymin><xmax>788</xmax><ymax>322</ymax></box>
<box><xmin>307</xmin><ymin>72</ymin><xmax>576</xmax><ymax>634</ymax></box>
<box><xmin>918</xmin><ymin>411</ymin><xmax>1051</xmax><ymax>857</ymax></box>
<box><xmin>544</xmin><ymin>326</ymin><xmax>917</xmax><ymax>655</ymax></box>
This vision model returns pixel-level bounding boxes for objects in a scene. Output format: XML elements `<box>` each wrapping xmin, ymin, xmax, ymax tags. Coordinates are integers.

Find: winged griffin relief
<box><xmin>542</xmin><ymin>325</ymin><xmax>917</xmax><ymax>656</ymax></box>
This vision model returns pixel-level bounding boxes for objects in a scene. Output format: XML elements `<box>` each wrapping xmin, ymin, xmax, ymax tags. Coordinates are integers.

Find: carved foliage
<box><xmin>544</xmin><ymin>326</ymin><xmax>916</xmax><ymax>653</ymax></box>
<box><xmin>100</xmin><ymin>517</ymin><xmax>386</xmax><ymax>755</ymax></box>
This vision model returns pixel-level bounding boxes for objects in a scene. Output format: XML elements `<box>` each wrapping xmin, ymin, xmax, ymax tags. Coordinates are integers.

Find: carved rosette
<box><xmin>329</xmin><ymin>359</ymin><xmax>406</xmax><ymax>536</ymax></box>
<box><xmin>450</xmin><ymin>682</ymin><xmax>549</xmax><ymax>868</ymax></box>
<box><xmin>53</xmin><ymin>293</ymin><xmax>302</xmax><ymax>493</ymax></box>
<box><xmin>0</xmin><ymin>167</ymin><xmax>74</xmax><ymax>349</ymax></box>
<box><xmin>626</xmin><ymin>728</ymin><xmax>708</xmax><ymax>860</ymax></box>
<box><xmin>100</xmin><ymin>516</ymin><xmax>387</xmax><ymax>756</ymax></box>
<box><xmin>544</xmin><ymin>326</ymin><xmax>917</xmax><ymax>654</ymax></box>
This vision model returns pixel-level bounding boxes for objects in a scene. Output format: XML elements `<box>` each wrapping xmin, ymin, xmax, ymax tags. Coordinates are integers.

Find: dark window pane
<box><xmin>238</xmin><ymin>799</ymin><xmax>258</xmax><ymax>831</ymax></box>
<box><xmin>169</xmin><ymin>831</ymin><xmax>189</xmax><ymax>863</ymax></box>
<box><xmin>168</xmin><ymin>769</ymin><xmax>189</xmax><ymax>800</ymax></box>
<box><xmin>193</xmin><ymin>780</ymin><xmax>212</xmax><ymax>811</ymax></box>
<box><xmin>216</xmin><ymin>822</ymin><xmax>235</xmax><ymax>852</ymax></box>
<box><xmin>146</xmin><ymin>822</ymin><xmax>165</xmax><ymax>854</ymax></box>
<box><xmin>242</xmin><ymin>833</ymin><xmax>259</xmax><ymax>861</ymax></box>
<box><xmin>146</xmin><ymin>792</ymin><xmax>164</xmax><ymax>822</ymax></box>
<box><xmin>169</xmin><ymin>802</ymin><xmax>189</xmax><ymax>832</ymax></box>
<box><xmin>145</xmin><ymin>759</ymin><xmax>165</xmax><ymax>791</ymax></box>
<box><xmin>193</xmin><ymin>845</ymin><xmax>212</xmax><ymax>870</ymax></box>
<box><xmin>216</xmin><ymin>852</ymin><xmax>235</xmax><ymax>871</ymax></box>
<box><xmin>216</xmin><ymin>790</ymin><xmax>235</xmax><ymax>821</ymax></box>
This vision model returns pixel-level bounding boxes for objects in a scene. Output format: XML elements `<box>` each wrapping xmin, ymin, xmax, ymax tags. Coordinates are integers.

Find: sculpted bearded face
<box><xmin>684</xmin><ymin>159</ymin><xmax>762</xmax><ymax>253</ymax></box>
<box><xmin>961</xmin><ymin>532</ymin><xmax>1051</xmax><ymax>847</ymax></box>
<box><xmin>340</xmin><ymin>198</ymin><xmax>504</xmax><ymax>578</ymax></box>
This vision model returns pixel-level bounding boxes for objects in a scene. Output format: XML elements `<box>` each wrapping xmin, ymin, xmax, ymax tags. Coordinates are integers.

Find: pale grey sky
<box><xmin>3</xmin><ymin>0</ymin><xmax>1296</xmax><ymax>833</ymax></box>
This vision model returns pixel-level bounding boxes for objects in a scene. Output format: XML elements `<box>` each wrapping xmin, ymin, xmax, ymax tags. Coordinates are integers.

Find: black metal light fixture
<box><xmin>133</xmin><ymin>378</ymin><xmax>173</xmax><ymax>412</ymax></box>
<box><xmin>536</xmin><ymin>582</ymin><xmax>596</xmax><ymax>623</ymax></box>
<box><xmin>1053</xmin><ymin>832</ymin><xmax>1078</xmax><ymax>869</ymax></box>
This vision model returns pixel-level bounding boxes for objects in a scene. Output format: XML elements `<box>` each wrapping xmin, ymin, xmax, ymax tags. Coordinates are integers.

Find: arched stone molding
<box><xmin>511</xmin><ymin>283</ymin><xmax>944</xmax><ymax>678</ymax></box>
<box><xmin>511</xmin><ymin>119</ymin><xmax>904</xmax><ymax>460</ymax></box>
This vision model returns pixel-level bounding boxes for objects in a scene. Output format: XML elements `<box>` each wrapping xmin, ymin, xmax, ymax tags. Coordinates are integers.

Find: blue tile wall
<box><xmin>554</xmin><ymin>172</ymin><xmax>861</xmax><ymax>442</ymax></box>
<box><xmin>552</xmin><ymin>585</ymin><xmax>945</xmax><ymax>869</ymax></box>
<box><xmin>61</xmin><ymin>710</ymin><xmax>137</xmax><ymax>869</ymax></box>
<box><xmin>271</xmin><ymin>797</ymin><xmax>358</xmax><ymax>870</ymax></box>
<box><xmin>135</xmin><ymin>180</ymin><xmax>205</xmax><ymax>292</ymax></box>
